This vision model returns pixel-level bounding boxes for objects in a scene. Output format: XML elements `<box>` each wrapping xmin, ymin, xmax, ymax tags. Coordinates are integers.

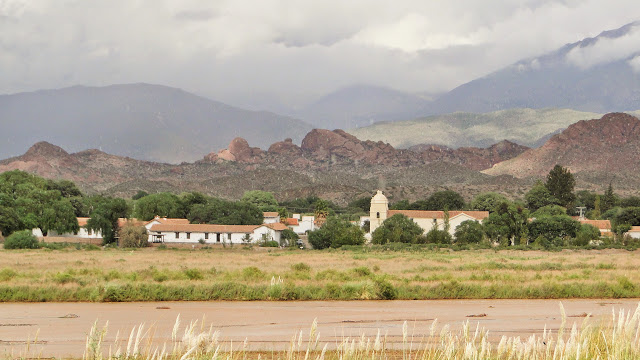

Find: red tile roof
<box><xmin>146</xmin><ymin>217</ymin><xmax>190</xmax><ymax>225</ymax></box>
<box><xmin>628</xmin><ymin>226</ymin><xmax>640</xmax><ymax>232</ymax></box>
<box><xmin>284</xmin><ymin>218</ymin><xmax>299</xmax><ymax>226</ymax></box>
<box><xmin>578</xmin><ymin>219</ymin><xmax>611</xmax><ymax>230</ymax></box>
<box><xmin>387</xmin><ymin>210</ymin><xmax>489</xmax><ymax>220</ymax></box>
<box><xmin>150</xmin><ymin>224</ymin><xmax>260</xmax><ymax>234</ymax></box>
<box><xmin>263</xmin><ymin>212</ymin><xmax>279</xmax><ymax>218</ymax></box>
<box><xmin>266</xmin><ymin>223</ymin><xmax>289</xmax><ymax>231</ymax></box>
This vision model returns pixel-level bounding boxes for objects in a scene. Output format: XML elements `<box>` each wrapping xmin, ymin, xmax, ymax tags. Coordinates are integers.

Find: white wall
<box><xmin>34</xmin><ymin>227</ymin><xmax>102</xmax><ymax>239</ymax></box>
<box><xmin>290</xmin><ymin>216</ymin><xmax>315</xmax><ymax>234</ymax></box>
<box><xmin>150</xmin><ymin>227</ymin><xmax>282</xmax><ymax>244</ymax></box>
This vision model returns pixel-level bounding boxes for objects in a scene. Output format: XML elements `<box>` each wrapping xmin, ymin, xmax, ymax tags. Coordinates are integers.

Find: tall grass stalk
<box><xmin>77</xmin><ymin>303</ymin><xmax>640</xmax><ymax>360</ymax></box>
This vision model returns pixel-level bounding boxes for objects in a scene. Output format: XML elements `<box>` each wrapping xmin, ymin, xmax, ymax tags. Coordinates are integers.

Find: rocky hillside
<box><xmin>347</xmin><ymin>108</ymin><xmax>601</xmax><ymax>149</ymax></box>
<box><xmin>0</xmin><ymin>131</ymin><xmax>532</xmax><ymax>204</ymax></box>
<box><xmin>0</xmin><ymin>83</ymin><xmax>312</xmax><ymax>163</ymax></box>
<box><xmin>484</xmin><ymin>113</ymin><xmax>640</xmax><ymax>186</ymax></box>
<box><xmin>202</xmin><ymin>129</ymin><xmax>527</xmax><ymax>171</ymax></box>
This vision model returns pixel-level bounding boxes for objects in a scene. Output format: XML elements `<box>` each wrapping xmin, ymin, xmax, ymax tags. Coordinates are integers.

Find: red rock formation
<box><xmin>485</xmin><ymin>113</ymin><xmax>640</xmax><ymax>177</ymax></box>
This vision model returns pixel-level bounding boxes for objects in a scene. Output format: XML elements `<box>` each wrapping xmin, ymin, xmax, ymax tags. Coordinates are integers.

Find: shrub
<box><xmin>118</xmin><ymin>223</ymin><xmax>148</xmax><ymax>248</ymax></box>
<box><xmin>291</xmin><ymin>262</ymin><xmax>311</xmax><ymax>272</ymax></box>
<box><xmin>261</xmin><ymin>240</ymin><xmax>279</xmax><ymax>247</ymax></box>
<box><xmin>454</xmin><ymin>220</ymin><xmax>484</xmax><ymax>244</ymax></box>
<box><xmin>4</xmin><ymin>230</ymin><xmax>40</xmax><ymax>249</ymax></box>
<box><xmin>308</xmin><ymin>217</ymin><xmax>365</xmax><ymax>249</ymax></box>
<box><xmin>280</xmin><ymin>228</ymin><xmax>299</xmax><ymax>247</ymax></box>
<box><xmin>374</xmin><ymin>277</ymin><xmax>397</xmax><ymax>300</ymax></box>
<box><xmin>423</xmin><ymin>228</ymin><xmax>452</xmax><ymax>244</ymax></box>
<box><xmin>183</xmin><ymin>268</ymin><xmax>204</xmax><ymax>280</ymax></box>
<box><xmin>371</xmin><ymin>214</ymin><xmax>423</xmax><ymax>244</ymax></box>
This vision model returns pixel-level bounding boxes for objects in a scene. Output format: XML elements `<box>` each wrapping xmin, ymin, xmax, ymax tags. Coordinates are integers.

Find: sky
<box><xmin>0</xmin><ymin>0</ymin><xmax>639</xmax><ymax>110</ymax></box>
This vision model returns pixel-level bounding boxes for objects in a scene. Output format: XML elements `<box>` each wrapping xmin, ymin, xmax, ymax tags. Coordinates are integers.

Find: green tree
<box><xmin>118</xmin><ymin>222</ymin><xmax>149</xmax><ymax>248</ymax></box>
<box><xmin>423</xmin><ymin>228</ymin><xmax>452</xmax><ymax>244</ymax></box>
<box><xmin>601</xmin><ymin>183</ymin><xmax>619</xmax><ymax>213</ymax></box>
<box><xmin>545</xmin><ymin>165</ymin><xmax>576</xmax><ymax>207</ymax></box>
<box><xmin>613</xmin><ymin>207</ymin><xmax>640</xmax><ymax>227</ymax></box>
<box><xmin>470</xmin><ymin>192</ymin><xmax>508</xmax><ymax>212</ymax></box>
<box><xmin>280</xmin><ymin>228</ymin><xmax>299</xmax><ymax>247</ymax></box>
<box><xmin>347</xmin><ymin>196</ymin><xmax>371</xmax><ymax>213</ymax></box>
<box><xmin>308</xmin><ymin>217</ymin><xmax>364</xmax><ymax>249</ymax></box>
<box><xmin>313</xmin><ymin>199</ymin><xmax>330</xmax><ymax>226</ymax></box>
<box><xmin>0</xmin><ymin>206</ymin><xmax>21</xmax><ymax>237</ymax></box>
<box><xmin>87</xmin><ymin>197</ymin><xmax>129</xmax><ymax>244</ymax></box>
<box><xmin>132</xmin><ymin>190</ymin><xmax>149</xmax><ymax>200</ymax></box>
<box><xmin>4</xmin><ymin>230</ymin><xmax>40</xmax><ymax>249</ymax></box>
<box><xmin>525</xmin><ymin>180</ymin><xmax>559</xmax><ymax>211</ymax></box>
<box><xmin>454</xmin><ymin>220</ymin><xmax>484</xmax><ymax>244</ymax></box>
<box><xmin>483</xmin><ymin>201</ymin><xmax>529</xmax><ymax>246</ymax></box>
<box><xmin>621</xmin><ymin>196</ymin><xmax>640</xmax><ymax>208</ymax></box>
<box><xmin>574</xmin><ymin>224</ymin><xmax>601</xmax><ymax>246</ymax></box>
<box><xmin>528</xmin><ymin>215</ymin><xmax>581</xmax><ymax>247</ymax></box>
<box><xmin>591</xmin><ymin>195</ymin><xmax>602</xmax><ymax>219</ymax></box>
<box><xmin>241</xmin><ymin>190</ymin><xmax>279</xmax><ymax>211</ymax></box>
<box><xmin>531</xmin><ymin>205</ymin><xmax>567</xmax><ymax>218</ymax></box>
<box><xmin>187</xmin><ymin>198</ymin><xmax>263</xmax><ymax>225</ymax></box>
<box><xmin>412</xmin><ymin>190</ymin><xmax>465</xmax><ymax>210</ymax></box>
<box><xmin>389</xmin><ymin>199</ymin><xmax>411</xmax><ymax>210</ymax></box>
<box><xmin>371</xmin><ymin>214</ymin><xmax>423</xmax><ymax>244</ymax></box>
<box><xmin>134</xmin><ymin>193</ymin><xmax>183</xmax><ymax>221</ymax></box>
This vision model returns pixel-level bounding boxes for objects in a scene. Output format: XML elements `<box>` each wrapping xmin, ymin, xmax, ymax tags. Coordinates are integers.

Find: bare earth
<box><xmin>2</xmin><ymin>299</ymin><xmax>639</xmax><ymax>358</ymax></box>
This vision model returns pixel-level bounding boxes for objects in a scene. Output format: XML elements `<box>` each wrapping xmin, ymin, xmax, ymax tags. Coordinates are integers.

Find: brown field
<box><xmin>0</xmin><ymin>247</ymin><xmax>638</xmax><ymax>301</ymax></box>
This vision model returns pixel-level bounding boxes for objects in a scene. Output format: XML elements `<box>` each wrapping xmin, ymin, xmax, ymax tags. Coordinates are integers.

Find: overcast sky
<box><xmin>0</xmin><ymin>0</ymin><xmax>638</xmax><ymax>109</ymax></box>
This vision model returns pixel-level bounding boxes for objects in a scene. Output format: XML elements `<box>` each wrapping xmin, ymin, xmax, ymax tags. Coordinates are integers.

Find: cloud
<box><xmin>629</xmin><ymin>55</ymin><xmax>640</xmax><ymax>73</ymax></box>
<box><xmin>566</xmin><ymin>23</ymin><xmax>640</xmax><ymax>69</ymax></box>
<box><xmin>0</xmin><ymin>0</ymin><xmax>639</xmax><ymax>109</ymax></box>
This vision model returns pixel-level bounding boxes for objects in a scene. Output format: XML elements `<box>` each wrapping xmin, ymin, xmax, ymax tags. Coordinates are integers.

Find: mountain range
<box><xmin>0</xmin><ymin>83</ymin><xmax>312</xmax><ymax>163</ymax></box>
<box><xmin>1</xmin><ymin>113</ymin><xmax>639</xmax><ymax>204</ymax></box>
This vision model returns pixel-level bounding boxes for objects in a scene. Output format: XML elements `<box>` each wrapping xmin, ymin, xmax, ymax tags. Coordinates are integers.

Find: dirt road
<box><xmin>1</xmin><ymin>299</ymin><xmax>638</xmax><ymax>358</ymax></box>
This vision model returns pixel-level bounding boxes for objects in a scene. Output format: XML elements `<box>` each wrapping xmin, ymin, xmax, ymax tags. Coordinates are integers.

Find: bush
<box><xmin>4</xmin><ymin>230</ymin><xmax>40</xmax><ymax>249</ymax></box>
<box><xmin>280</xmin><ymin>228</ymin><xmax>299</xmax><ymax>247</ymax></box>
<box><xmin>423</xmin><ymin>228</ymin><xmax>452</xmax><ymax>244</ymax></box>
<box><xmin>371</xmin><ymin>214</ymin><xmax>423</xmax><ymax>244</ymax></box>
<box><xmin>260</xmin><ymin>240</ymin><xmax>279</xmax><ymax>247</ymax></box>
<box><xmin>308</xmin><ymin>217</ymin><xmax>365</xmax><ymax>249</ymax></box>
<box><xmin>291</xmin><ymin>262</ymin><xmax>311</xmax><ymax>272</ymax></box>
<box><xmin>454</xmin><ymin>220</ymin><xmax>484</xmax><ymax>244</ymax></box>
<box><xmin>119</xmin><ymin>223</ymin><xmax>148</xmax><ymax>248</ymax></box>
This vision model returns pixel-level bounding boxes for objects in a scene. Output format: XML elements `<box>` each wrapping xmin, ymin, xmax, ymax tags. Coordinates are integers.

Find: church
<box><xmin>367</xmin><ymin>190</ymin><xmax>489</xmax><ymax>236</ymax></box>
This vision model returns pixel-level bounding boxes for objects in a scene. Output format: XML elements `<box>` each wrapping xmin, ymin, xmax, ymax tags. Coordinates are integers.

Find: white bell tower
<box><xmin>369</xmin><ymin>190</ymin><xmax>389</xmax><ymax>233</ymax></box>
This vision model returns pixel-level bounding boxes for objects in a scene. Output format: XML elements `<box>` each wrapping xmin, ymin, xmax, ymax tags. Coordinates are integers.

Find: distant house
<box><xmin>577</xmin><ymin>219</ymin><xmax>612</xmax><ymax>236</ymax></box>
<box><xmin>148</xmin><ymin>222</ymin><xmax>287</xmax><ymax>244</ymax></box>
<box><xmin>368</xmin><ymin>190</ymin><xmax>489</xmax><ymax>237</ymax></box>
<box><xmin>33</xmin><ymin>217</ymin><xmax>145</xmax><ymax>243</ymax></box>
<box><xmin>626</xmin><ymin>226</ymin><xmax>640</xmax><ymax>239</ymax></box>
<box><xmin>263</xmin><ymin>212</ymin><xmax>280</xmax><ymax>224</ymax></box>
<box><xmin>144</xmin><ymin>216</ymin><xmax>190</xmax><ymax>231</ymax></box>
<box><xmin>287</xmin><ymin>214</ymin><xmax>315</xmax><ymax>234</ymax></box>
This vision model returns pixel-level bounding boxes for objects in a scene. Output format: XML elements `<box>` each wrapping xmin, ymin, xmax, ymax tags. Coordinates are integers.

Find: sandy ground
<box><xmin>1</xmin><ymin>299</ymin><xmax>639</xmax><ymax>358</ymax></box>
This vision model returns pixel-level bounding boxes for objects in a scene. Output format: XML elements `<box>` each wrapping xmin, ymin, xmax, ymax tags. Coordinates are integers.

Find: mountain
<box><xmin>294</xmin><ymin>85</ymin><xmax>432</xmax><ymax>129</ymax></box>
<box><xmin>428</xmin><ymin>21</ymin><xmax>640</xmax><ymax>114</ymax></box>
<box><xmin>0</xmin><ymin>131</ymin><xmax>531</xmax><ymax>203</ymax></box>
<box><xmin>0</xmin><ymin>83</ymin><xmax>313</xmax><ymax>163</ymax></box>
<box><xmin>484</xmin><ymin>113</ymin><xmax>640</xmax><ymax>187</ymax></box>
<box><xmin>347</xmin><ymin>108</ymin><xmax>602</xmax><ymax>149</ymax></box>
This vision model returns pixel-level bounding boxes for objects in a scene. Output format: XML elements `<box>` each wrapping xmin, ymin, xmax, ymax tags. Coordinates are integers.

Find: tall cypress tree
<box><xmin>545</xmin><ymin>165</ymin><xmax>576</xmax><ymax>208</ymax></box>
<box><xmin>601</xmin><ymin>183</ymin><xmax>618</xmax><ymax>213</ymax></box>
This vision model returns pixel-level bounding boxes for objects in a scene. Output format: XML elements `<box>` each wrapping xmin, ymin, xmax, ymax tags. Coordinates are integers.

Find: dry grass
<box><xmin>0</xmin><ymin>247</ymin><xmax>639</xmax><ymax>301</ymax></box>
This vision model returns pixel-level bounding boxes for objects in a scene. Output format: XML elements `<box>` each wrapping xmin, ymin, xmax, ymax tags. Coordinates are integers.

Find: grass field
<box><xmin>0</xmin><ymin>247</ymin><xmax>639</xmax><ymax>301</ymax></box>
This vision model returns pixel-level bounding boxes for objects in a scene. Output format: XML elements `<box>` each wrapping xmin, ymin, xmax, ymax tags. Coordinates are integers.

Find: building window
<box><xmin>376</xmin><ymin>212</ymin><xmax>380</xmax><ymax>218</ymax></box>
<box><xmin>175</xmin><ymin>232</ymin><xmax>179</xmax><ymax>238</ymax></box>
<box><xmin>186</xmin><ymin>232</ymin><xmax>191</xmax><ymax>240</ymax></box>
<box><xmin>205</xmin><ymin>233</ymin><xmax>209</xmax><ymax>240</ymax></box>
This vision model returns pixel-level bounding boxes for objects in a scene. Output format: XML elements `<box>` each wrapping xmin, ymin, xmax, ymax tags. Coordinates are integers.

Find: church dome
<box><xmin>371</xmin><ymin>190</ymin><xmax>388</xmax><ymax>204</ymax></box>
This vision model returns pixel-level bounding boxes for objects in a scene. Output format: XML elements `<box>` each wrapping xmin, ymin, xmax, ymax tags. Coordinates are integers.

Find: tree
<box><xmin>280</xmin><ymin>228</ymin><xmax>299</xmax><ymax>247</ymax></box>
<box><xmin>0</xmin><ymin>170</ymin><xmax>79</xmax><ymax>236</ymax></box>
<box><xmin>574</xmin><ymin>224</ymin><xmax>601</xmax><ymax>246</ymax></box>
<box><xmin>528</xmin><ymin>215</ymin><xmax>581</xmax><ymax>247</ymax></box>
<box><xmin>454</xmin><ymin>220</ymin><xmax>484</xmax><ymax>244</ymax></box>
<box><xmin>4</xmin><ymin>230</ymin><xmax>40</xmax><ymax>249</ymax></box>
<box><xmin>390</xmin><ymin>199</ymin><xmax>411</xmax><ymax>210</ymax></box>
<box><xmin>483</xmin><ymin>201</ymin><xmax>529</xmax><ymax>245</ymax></box>
<box><xmin>87</xmin><ymin>197</ymin><xmax>129</xmax><ymax>244</ymax></box>
<box><xmin>601</xmin><ymin>183</ymin><xmax>619</xmax><ymax>213</ymax></box>
<box><xmin>525</xmin><ymin>180</ymin><xmax>559</xmax><ymax>211</ymax></box>
<box><xmin>278</xmin><ymin>208</ymin><xmax>288</xmax><ymax>222</ymax></box>
<box><xmin>347</xmin><ymin>196</ymin><xmax>371</xmax><ymax>213</ymax></box>
<box><xmin>132</xmin><ymin>190</ymin><xmax>149</xmax><ymax>200</ymax></box>
<box><xmin>371</xmin><ymin>214</ymin><xmax>423</xmax><ymax>244</ymax></box>
<box><xmin>531</xmin><ymin>205</ymin><xmax>567</xmax><ymax>218</ymax></box>
<box><xmin>621</xmin><ymin>196</ymin><xmax>640</xmax><ymax>208</ymax></box>
<box><xmin>187</xmin><ymin>198</ymin><xmax>263</xmax><ymax>225</ymax></box>
<box><xmin>411</xmin><ymin>190</ymin><xmax>465</xmax><ymax>211</ymax></box>
<box><xmin>545</xmin><ymin>165</ymin><xmax>576</xmax><ymax>207</ymax></box>
<box><xmin>613</xmin><ymin>207</ymin><xmax>640</xmax><ymax>227</ymax></box>
<box><xmin>119</xmin><ymin>222</ymin><xmax>149</xmax><ymax>248</ymax></box>
<box><xmin>134</xmin><ymin>193</ymin><xmax>183</xmax><ymax>221</ymax></box>
<box><xmin>313</xmin><ymin>199</ymin><xmax>330</xmax><ymax>226</ymax></box>
<box><xmin>470</xmin><ymin>192</ymin><xmax>508</xmax><ymax>212</ymax></box>
<box><xmin>241</xmin><ymin>190</ymin><xmax>279</xmax><ymax>211</ymax></box>
<box><xmin>423</xmin><ymin>228</ymin><xmax>452</xmax><ymax>244</ymax></box>
<box><xmin>308</xmin><ymin>217</ymin><xmax>364</xmax><ymax>249</ymax></box>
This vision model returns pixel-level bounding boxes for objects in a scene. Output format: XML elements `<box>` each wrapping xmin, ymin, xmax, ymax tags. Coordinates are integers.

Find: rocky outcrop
<box><xmin>201</xmin><ymin>137</ymin><xmax>265</xmax><ymax>163</ymax></box>
<box><xmin>408</xmin><ymin>140</ymin><xmax>529</xmax><ymax>170</ymax></box>
<box><xmin>485</xmin><ymin>113</ymin><xmax>640</xmax><ymax>178</ymax></box>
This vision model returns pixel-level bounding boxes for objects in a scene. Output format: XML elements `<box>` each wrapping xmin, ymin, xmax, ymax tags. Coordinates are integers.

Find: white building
<box><xmin>368</xmin><ymin>190</ymin><xmax>489</xmax><ymax>236</ymax></box>
<box><xmin>263</xmin><ymin>212</ymin><xmax>280</xmax><ymax>224</ymax></box>
<box><xmin>627</xmin><ymin>226</ymin><xmax>640</xmax><ymax>239</ymax></box>
<box><xmin>148</xmin><ymin>222</ymin><xmax>287</xmax><ymax>244</ymax></box>
<box><xmin>287</xmin><ymin>214</ymin><xmax>315</xmax><ymax>234</ymax></box>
